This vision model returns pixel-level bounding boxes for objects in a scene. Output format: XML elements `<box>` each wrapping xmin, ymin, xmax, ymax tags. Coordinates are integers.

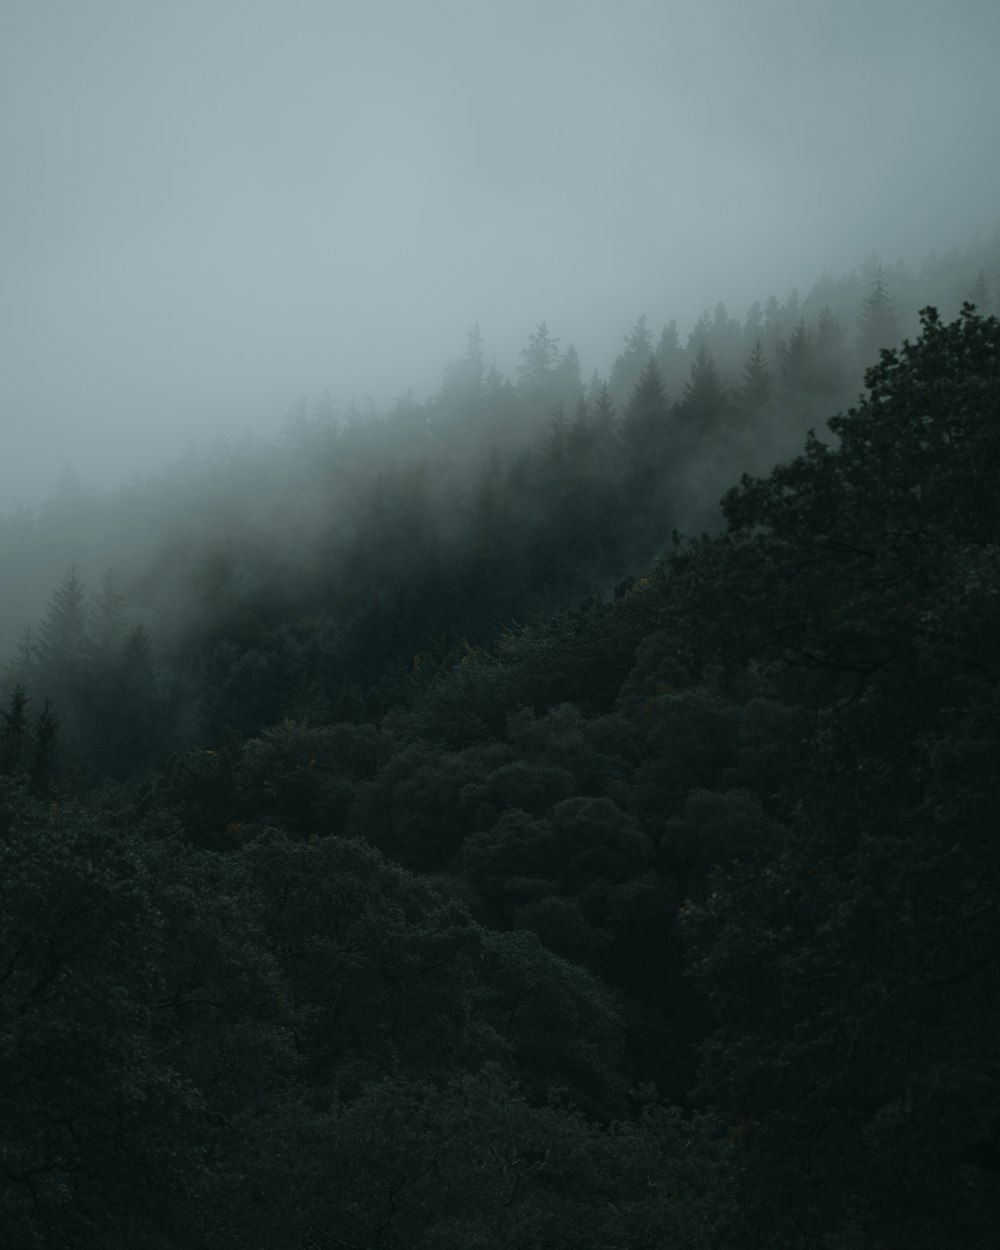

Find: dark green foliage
<box><xmin>673</xmin><ymin>304</ymin><xmax>1000</xmax><ymax>1245</ymax></box>
<box><xmin>0</xmin><ymin>783</ymin><xmax>207</xmax><ymax>1247</ymax></box>
<box><xmin>4</xmin><ymin>283</ymin><xmax>1000</xmax><ymax>1246</ymax></box>
<box><xmin>236</xmin><ymin>718</ymin><xmax>391</xmax><ymax>835</ymax></box>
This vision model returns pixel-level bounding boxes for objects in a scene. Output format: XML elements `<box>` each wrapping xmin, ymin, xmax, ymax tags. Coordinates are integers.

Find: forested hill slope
<box><xmin>3</xmin><ymin>232</ymin><xmax>999</xmax><ymax>678</ymax></box>
<box><xmin>2</xmin><ymin>305</ymin><xmax>999</xmax><ymax>1247</ymax></box>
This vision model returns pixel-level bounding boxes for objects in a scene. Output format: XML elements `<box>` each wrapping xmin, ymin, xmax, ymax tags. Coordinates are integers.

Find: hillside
<box><xmin>2</xmin><ymin>288</ymin><xmax>999</xmax><ymax>1247</ymax></box>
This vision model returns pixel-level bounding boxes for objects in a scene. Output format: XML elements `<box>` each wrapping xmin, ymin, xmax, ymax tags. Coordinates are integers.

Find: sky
<box><xmin>2</xmin><ymin>0</ymin><xmax>999</xmax><ymax>507</ymax></box>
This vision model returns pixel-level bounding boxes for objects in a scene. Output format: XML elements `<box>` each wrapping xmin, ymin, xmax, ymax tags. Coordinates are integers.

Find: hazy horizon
<box><xmin>3</xmin><ymin>0</ymin><xmax>1000</xmax><ymax>508</ymax></box>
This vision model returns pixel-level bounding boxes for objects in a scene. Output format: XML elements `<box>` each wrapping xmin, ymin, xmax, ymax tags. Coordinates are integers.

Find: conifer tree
<box><xmin>567</xmin><ymin>395</ymin><xmax>592</xmax><ymax>459</ymax></box>
<box><xmin>440</xmin><ymin>322</ymin><xmax>486</xmax><ymax>412</ymax></box>
<box><xmin>609</xmin><ymin>314</ymin><xmax>653</xmax><ymax>403</ymax></box>
<box><xmin>856</xmin><ymin>264</ymin><xmax>899</xmax><ymax>366</ymax></box>
<box><xmin>812</xmin><ymin>306</ymin><xmax>848</xmax><ymax>399</ymax></box>
<box><xmin>517</xmin><ymin>322</ymin><xmax>561</xmax><ymax>391</ymax></box>
<box><xmin>680</xmin><ymin>345</ymin><xmax>727</xmax><ymax>440</ymax></box>
<box><xmin>553</xmin><ymin>343</ymin><xmax>583</xmax><ymax>403</ymax></box>
<box><xmin>621</xmin><ymin>357</ymin><xmax>672</xmax><ymax>470</ymax></box>
<box><xmin>739</xmin><ymin>337</ymin><xmax>771</xmax><ymax>410</ymax></box>
<box><xmin>655</xmin><ymin>319</ymin><xmax>688</xmax><ymax>394</ymax></box>
<box><xmin>589</xmin><ymin>383</ymin><xmax>617</xmax><ymax>440</ymax></box>
<box><xmin>35</xmin><ymin>565</ymin><xmax>88</xmax><ymax>709</ymax></box>
<box><xmin>777</xmin><ymin>318</ymin><xmax>813</xmax><ymax>393</ymax></box>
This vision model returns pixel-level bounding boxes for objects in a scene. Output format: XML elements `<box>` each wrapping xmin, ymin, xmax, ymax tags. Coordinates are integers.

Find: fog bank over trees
<box><xmin>3</xmin><ymin>7</ymin><xmax>1000</xmax><ymax>1237</ymax></box>
<box><xmin>2</xmin><ymin>295</ymin><xmax>999</xmax><ymax>1249</ymax></box>
<box><xmin>2</xmin><ymin>0</ymin><xmax>999</xmax><ymax>506</ymax></box>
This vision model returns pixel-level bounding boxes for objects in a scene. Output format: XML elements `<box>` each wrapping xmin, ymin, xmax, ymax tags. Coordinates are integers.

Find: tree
<box><xmin>609</xmin><ymin>314</ymin><xmax>654</xmax><ymax>404</ymax></box>
<box><xmin>517</xmin><ymin>321</ymin><xmax>561</xmax><ymax>391</ymax></box>
<box><xmin>620</xmin><ymin>356</ymin><xmax>674</xmax><ymax>485</ymax></box>
<box><xmin>35</xmin><ymin>564</ymin><xmax>88</xmax><ymax>703</ymax></box>
<box><xmin>655</xmin><ymin>318</ymin><xmax>688</xmax><ymax>394</ymax></box>
<box><xmin>855</xmin><ymin>263</ymin><xmax>899</xmax><ymax>366</ymax></box>
<box><xmin>811</xmin><ymin>304</ymin><xmax>847</xmax><ymax>400</ymax></box>
<box><xmin>439</xmin><ymin>322</ymin><xmax>486</xmax><ymax>418</ymax></box>
<box><xmin>671</xmin><ymin>305</ymin><xmax>1000</xmax><ymax>1245</ymax></box>
<box><xmin>0</xmin><ymin>786</ymin><xmax>208</xmax><ymax>1246</ymax></box>
<box><xmin>553</xmin><ymin>342</ymin><xmax>583</xmax><ymax>399</ymax></box>
<box><xmin>738</xmin><ymin>336</ymin><xmax>771</xmax><ymax>410</ymax></box>
<box><xmin>776</xmin><ymin>317</ymin><xmax>812</xmax><ymax>393</ymax></box>
<box><xmin>679</xmin><ymin>345</ymin><xmax>727</xmax><ymax>442</ymax></box>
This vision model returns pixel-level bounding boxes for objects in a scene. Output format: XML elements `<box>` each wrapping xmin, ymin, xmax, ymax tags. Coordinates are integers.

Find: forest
<box><xmin>2</xmin><ymin>242</ymin><xmax>1000</xmax><ymax>1248</ymax></box>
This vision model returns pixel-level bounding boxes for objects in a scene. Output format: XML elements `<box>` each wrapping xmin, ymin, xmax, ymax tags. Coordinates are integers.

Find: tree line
<box><xmin>1</xmin><ymin>266</ymin><xmax>999</xmax><ymax>1243</ymax></box>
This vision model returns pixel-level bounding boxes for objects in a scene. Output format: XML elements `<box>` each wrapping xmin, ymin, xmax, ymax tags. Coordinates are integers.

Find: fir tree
<box><xmin>856</xmin><ymin>264</ymin><xmax>899</xmax><ymax>366</ymax></box>
<box><xmin>777</xmin><ymin>318</ymin><xmax>813</xmax><ymax>393</ymax></box>
<box><xmin>812</xmin><ymin>306</ymin><xmax>848</xmax><ymax>399</ymax></box>
<box><xmin>35</xmin><ymin>565</ymin><xmax>88</xmax><ymax>709</ymax></box>
<box><xmin>655</xmin><ymin>319</ymin><xmax>688</xmax><ymax>394</ymax></box>
<box><xmin>680</xmin><ymin>345</ymin><xmax>728</xmax><ymax>440</ymax></box>
<box><xmin>621</xmin><ymin>357</ymin><xmax>672</xmax><ymax>469</ymax></box>
<box><xmin>740</xmin><ymin>337</ymin><xmax>771</xmax><ymax>410</ymax></box>
<box><xmin>517</xmin><ymin>322</ymin><xmax>561</xmax><ymax>391</ymax></box>
<box><xmin>609</xmin><ymin>314</ymin><xmax>653</xmax><ymax>403</ymax></box>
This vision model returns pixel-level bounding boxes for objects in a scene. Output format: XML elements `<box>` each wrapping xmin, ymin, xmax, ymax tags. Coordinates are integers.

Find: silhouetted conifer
<box><xmin>856</xmin><ymin>264</ymin><xmax>899</xmax><ymax>365</ymax></box>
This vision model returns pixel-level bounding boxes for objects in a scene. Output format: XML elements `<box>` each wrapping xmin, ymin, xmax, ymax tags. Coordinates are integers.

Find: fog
<box><xmin>2</xmin><ymin>0</ymin><xmax>999</xmax><ymax>508</ymax></box>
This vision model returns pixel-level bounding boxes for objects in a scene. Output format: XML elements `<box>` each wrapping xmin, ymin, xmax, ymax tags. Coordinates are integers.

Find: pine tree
<box><xmin>812</xmin><ymin>306</ymin><xmax>848</xmax><ymax>400</ymax></box>
<box><xmin>740</xmin><ymin>337</ymin><xmax>771</xmax><ymax>410</ymax></box>
<box><xmin>776</xmin><ymin>318</ymin><xmax>812</xmax><ymax>395</ymax></box>
<box><xmin>567</xmin><ymin>396</ymin><xmax>591</xmax><ymax>461</ymax></box>
<box><xmin>856</xmin><ymin>265</ymin><xmax>899</xmax><ymax>367</ymax></box>
<box><xmin>621</xmin><ymin>357</ymin><xmax>672</xmax><ymax>469</ymax></box>
<box><xmin>680</xmin><ymin>345</ymin><xmax>728</xmax><ymax>440</ymax></box>
<box><xmin>590</xmin><ymin>384</ymin><xmax>617</xmax><ymax>440</ymax></box>
<box><xmin>609</xmin><ymin>315</ymin><xmax>653</xmax><ymax>404</ymax></box>
<box><xmin>440</xmin><ymin>322</ymin><xmax>486</xmax><ymax>410</ymax></box>
<box><xmin>542</xmin><ymin>404</ymin><xmax>569</xmax><ymax>469</ymax></box>
<box><xmin>517</xmin><ymin>322</ymin><xmax>561</xmax><ymax>391</ymax></box>
<box><xmin>655</xmin><ymin>319</ymin><xmax>688</xmax><ymax>394</ymax></box>
<box><xmin>553</xmin><ymin>344</ymin><xmax>583</xmax><ymax>400</ymax></box>
<box><xmin>35</xmin><ymin>565</ymin><xmax>88</xmax><ymax>707</ymax></box>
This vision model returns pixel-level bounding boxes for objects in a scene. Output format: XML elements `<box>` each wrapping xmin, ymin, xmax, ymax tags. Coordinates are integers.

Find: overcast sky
<box><xmin>2</xmin><ymin>0</ymin><xmax>999</xmax><ymax>507</ymax></box>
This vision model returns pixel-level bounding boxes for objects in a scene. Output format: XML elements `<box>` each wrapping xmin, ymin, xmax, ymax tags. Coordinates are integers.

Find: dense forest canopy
<box><xmin>2</xmin><ymin>221</ymin><xmax>999</xmax><ymax>1247</ymax></box>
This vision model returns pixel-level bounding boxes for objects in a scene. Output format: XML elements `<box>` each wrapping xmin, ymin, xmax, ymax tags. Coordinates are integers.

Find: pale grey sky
<box><xmin>2</xmin><ymin>0</ymin><xmax>999</xmax><ymax>506</ymax></box>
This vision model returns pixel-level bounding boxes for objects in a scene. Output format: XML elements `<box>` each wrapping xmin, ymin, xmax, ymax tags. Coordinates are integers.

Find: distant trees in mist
<box><xmin>1</xmin><ymin>231</ymin><xmax>1000</xmax><ymax>1248</ymax></box>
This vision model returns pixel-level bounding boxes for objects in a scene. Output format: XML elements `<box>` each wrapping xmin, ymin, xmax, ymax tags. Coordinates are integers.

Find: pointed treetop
<box><xmin>857</xmin><ymin>264</ymin><xmax>899</xmax><ymax>362</ymax></box>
